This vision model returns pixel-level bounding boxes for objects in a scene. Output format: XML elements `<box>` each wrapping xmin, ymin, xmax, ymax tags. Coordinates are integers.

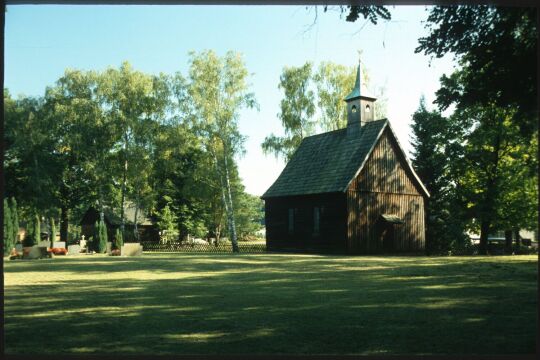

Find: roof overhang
<box><xmin>381</xmin><ymin>214</ymin><xmax>405</xmax><ymax>224</ymax></box>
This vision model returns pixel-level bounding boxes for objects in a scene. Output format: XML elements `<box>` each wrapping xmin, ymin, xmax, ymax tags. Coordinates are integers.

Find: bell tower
<box><xmin>344</xmin><ymin>58</ymin><xmax>377</xmax><ymax>136</ymax></box>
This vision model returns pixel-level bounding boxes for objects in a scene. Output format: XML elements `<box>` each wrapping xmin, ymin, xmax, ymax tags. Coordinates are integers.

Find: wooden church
<box><xmin>261</xmin><ymin>60</ymin><xmax>430</xmax><ymax>254</ymax></box>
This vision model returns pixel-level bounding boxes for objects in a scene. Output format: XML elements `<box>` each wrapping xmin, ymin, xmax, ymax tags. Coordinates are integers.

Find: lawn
<box><xmin>3</xmin><ymin>253</ymin><xmax>537</xmax><ymax>355</ymax></box>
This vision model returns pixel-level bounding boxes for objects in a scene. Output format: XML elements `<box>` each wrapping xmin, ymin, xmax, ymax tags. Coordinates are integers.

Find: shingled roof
<box><xmin>262</xmin><ymin>119</ymin><xmax>430</xmax><ymax>199</ymax></box>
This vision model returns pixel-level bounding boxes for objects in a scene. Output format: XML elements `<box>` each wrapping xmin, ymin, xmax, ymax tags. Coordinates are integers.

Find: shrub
<box><xmin>98</xmin><ymin>220</ymin><xmax>108</xmax><ymax>253</ymax></box>
<box><xmin>114</xmin><ymin>228</ymin><xmax>124</xmax><ymax>250</ymax></box>
<box><xmin>33</xmin><ymin>214</ymin><xmax>41</xmax><ymax>246</ymax></box>
<box><xmin>50</xmin><ymin>218</ymin><xmax>56</xmax><ymax>248</ymax></box>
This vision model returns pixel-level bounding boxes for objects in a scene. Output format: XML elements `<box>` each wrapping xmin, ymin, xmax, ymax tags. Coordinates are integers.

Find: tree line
<box><xmin>3</xmin><ymin>50</ymin><xmax>264</xmax><ymax>254</ymax></box>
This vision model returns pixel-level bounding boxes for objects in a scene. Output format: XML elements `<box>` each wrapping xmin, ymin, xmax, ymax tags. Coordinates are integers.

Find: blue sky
<box><xmin>5</xmin><ymin>5</ymin><xmax>456</xmax><ymax>196</ymax></box>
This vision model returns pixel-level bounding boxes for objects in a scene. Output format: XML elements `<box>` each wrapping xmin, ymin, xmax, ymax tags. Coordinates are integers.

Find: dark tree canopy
<box><xmin>416</xmin><ymin>6</ymin><xmax>537</xmax><ymax>134</ymax></box>
<box><xmin>339</xmin><ymin>5</ymin><xmax>391</xmax><ymax>24</ymax></box>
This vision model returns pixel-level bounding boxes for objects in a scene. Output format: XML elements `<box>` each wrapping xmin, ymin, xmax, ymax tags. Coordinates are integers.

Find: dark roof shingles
<box><xmin>262</xmin><ymin>120</ymin><xmax>387</xmax><ymax>198</ymax></box>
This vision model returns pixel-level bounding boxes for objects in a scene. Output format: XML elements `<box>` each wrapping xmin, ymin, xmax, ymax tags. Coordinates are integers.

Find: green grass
<box><xmin>3</xmin><ymin>253</ymin><xmax>537</xmax><ymax>355</ymax></box>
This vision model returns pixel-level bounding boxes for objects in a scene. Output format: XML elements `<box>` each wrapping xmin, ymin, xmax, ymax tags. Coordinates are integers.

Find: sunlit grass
<box><xmin>3</xmin><ymin>253</ymin><xmax>537</xmax><ymax>355</ymax></box>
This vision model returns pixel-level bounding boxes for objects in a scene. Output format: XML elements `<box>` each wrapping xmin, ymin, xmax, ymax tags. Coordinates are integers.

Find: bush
<box><xmin>114</xmin><ymin>228</ymin><xmax>123</xmax><ymax>250</ymax></box>
<box><xmin>98</xmin><ymin>220</ymin><xmax>108</xmax><ymax>253</ymax></box>
<box><xmin>50</xmin><ymin>218</ymin><xmax>56</xmax><ymax>248</ymax></box>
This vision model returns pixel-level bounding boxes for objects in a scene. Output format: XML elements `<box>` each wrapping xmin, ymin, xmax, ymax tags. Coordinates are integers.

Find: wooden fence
<box><xmin>140</xmin><ymin>241</ymin><xmax>267</xmax><ymax>253</ymax></box>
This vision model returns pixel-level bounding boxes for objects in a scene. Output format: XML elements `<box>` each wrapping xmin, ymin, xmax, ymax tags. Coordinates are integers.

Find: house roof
<box><xmin>81</xmin><ymin>201</ymin><xmax>154</xmax><ymax>226</ymax></box>
<box><xmin>261</xmin><ymin>119</ymin><xmax>430</xmax><ymax>199</ymax></box>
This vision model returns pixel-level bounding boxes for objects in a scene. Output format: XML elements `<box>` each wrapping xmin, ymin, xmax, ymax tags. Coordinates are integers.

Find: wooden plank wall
<box><xmin>265</xmin><ymin>193</ymin><xmax>348</xmax><ymax>252</ymax></box>
<box><xmin>347</xmin><ymin>128</ymin><xmax>426</xmax><ymax>253</ymax></box>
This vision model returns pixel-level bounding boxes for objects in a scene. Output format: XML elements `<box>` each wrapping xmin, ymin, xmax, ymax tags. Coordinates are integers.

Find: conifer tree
<box><xmin>115</xmin><ymin>228</ymin><xmax>123</xmax><ymax>250</ymax></box>
<box><xmin>99</xmin><ymin>220</ymin><xmax>108</xmax><ymax>253</ymax></box>
<box><xmin>50</xmin><ymin>218</ymin><xmax>56</xmax><ymax>248</ymax></box>
<box><xmin>93</xmin><ymin>220</ymin><xmax>99</xmax><ymax>252</ymax></box>
<box><xmin>33</xmin><ymin>213</ymin><xmax>41</xmax><ymax>246</ymax></box>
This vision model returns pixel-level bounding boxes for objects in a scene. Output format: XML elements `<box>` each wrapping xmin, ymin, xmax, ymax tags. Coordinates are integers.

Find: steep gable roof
<box><xmin>262</xmin><ymin>119</ymin><xmax>429</xmax><ymax>199</ymax></box>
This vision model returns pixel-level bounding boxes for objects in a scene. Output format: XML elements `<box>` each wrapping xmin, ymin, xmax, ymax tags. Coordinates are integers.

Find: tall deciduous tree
<box><xmin>416</xmin><ymin>5</ymin><xmax>537</xmax><ymax>136</ymax></box>
<box><xmin>313</xmin><ymin>62</ymin><xmax>355</xmax><ymax>131</ymax></box>
<box><xmin>4</xmin><ymin>91</ymin><xmax>57</xmax><ymax>217</ymax></box>
<box><xmin>410</xmin><ymin>97</ymin><xmax>467</xmax><ymax>254</ymax></box>
<box><xmin>450</xmin><ymin>105</ymin><xmax>533</xmax><ymax>254</ymax></box>
<box><xmin>179</xmin><ymin>50</ymin><xmax>258</xmax><ymax>252</ymax></box>
<box><xmin>44</xmin><ymin>69</ymin><xmax>102</xmax><ymax>242</ymax></box>
<box><xmin>262</xmin><ymin>62</ymin><xmax>315</xmax><ymax>161</ymax></box>
<box><xmin>99</xmin><ymin>62</ymin><xmax>170</xmax><ymax>239</ymax></box>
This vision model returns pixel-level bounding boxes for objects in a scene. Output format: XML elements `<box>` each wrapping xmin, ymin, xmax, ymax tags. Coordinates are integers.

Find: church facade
<box><xmin>261</xmin><ymin>61</ymin><xmax>430</xmax><ymax>254</ymax></box>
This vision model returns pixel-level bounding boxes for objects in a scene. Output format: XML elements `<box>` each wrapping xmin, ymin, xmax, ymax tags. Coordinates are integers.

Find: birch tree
<box><xmin>178</xmin><ymin>50</ymin><xmax>258</xmax><ymax>252</ymax></box>
<box><xmin>99</xmin><ymin>62</ymin><xmax>169</xmax><ymax>239</ymax></box>
<box><xmin>262</xmin><ymin>62</ymin><xmax>315</xmax><ymax>161</ymax></box>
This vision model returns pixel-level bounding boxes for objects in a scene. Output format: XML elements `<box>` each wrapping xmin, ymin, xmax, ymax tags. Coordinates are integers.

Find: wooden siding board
<box><xmin>265</xmin><ymin>193</ymin><xmax>347</xmax><ymax>252</ymax></box>
<box><xmin>346</xmin><ymin>128</ymin><xmax>426</xmax><ymax>253</ymax></box>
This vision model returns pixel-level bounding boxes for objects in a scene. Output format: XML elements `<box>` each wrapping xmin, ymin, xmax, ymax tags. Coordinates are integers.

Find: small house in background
<box><xmin>80</xmin><ymin>201</ymin><xmax>159</xmax><ymax>242</ymax></box>
<box><xmin>262</xmin><ymin>60</ymin><xmax>430</xmax><ymax>254</ymax></box>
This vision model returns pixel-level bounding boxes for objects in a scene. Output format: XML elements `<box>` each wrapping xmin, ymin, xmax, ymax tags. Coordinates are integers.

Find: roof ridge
<box><xmin>305</xmin><ymin>127</ymin><xmax>346</xmax><ymax>139</ymax></box>
<box><xmin>304</xmin><ymin>119</ymin><xmax>387</xmax><ymax>140</ymax></box>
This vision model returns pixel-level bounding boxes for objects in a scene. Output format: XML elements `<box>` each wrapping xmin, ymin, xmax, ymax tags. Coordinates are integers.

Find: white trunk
<box><xmin>210</xmin><ymin>147</ymin><xmax>238</xmax><ymax>252</ymax></box>
<box><xmin>120</xmin><ymin>133</ymin><xmax>129</xmax><ymax>236</ymax></box>
<box><xmin>222</xmin><ymin>150</ymin><xmax>239</xmax><ymax>252</ymax></box>
<box><xmin>134</xmin><ymin>191</ymin><xmax>140</xmax><ymax>241</ymax></box>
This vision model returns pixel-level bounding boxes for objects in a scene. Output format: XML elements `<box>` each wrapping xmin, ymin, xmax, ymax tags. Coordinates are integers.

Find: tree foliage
<box><xmin>262</xmin><ymin>62</ymin><xmax>315</xmax><ymax>161</ymax></box>
<box><xmin>313</xmin><ymin>62</ymin><xmax>355</xmax><ymax>131</ymax></box>
<box><xmin>410</xmin><ymin>97</ymin><xmax>468</xmax><ymax>254</ymax></box>
<box><xmin>176</xmin><ymin>50</ymin><xmax>258</xmax><ymax>251</ymax></box>
<box><xmin>415</xmin><ymin>5</ymin><xmax>538</xmax><ymax>254</ymax></box>
<box><xmin>416</xmin><ymin>6</ymin><xmax>537</xmax><ymax>135</ymax></box>
<box><xmin>263</xmin><ymin>61</ymin><xmax>387</xmax><ymax>161</ymax></box>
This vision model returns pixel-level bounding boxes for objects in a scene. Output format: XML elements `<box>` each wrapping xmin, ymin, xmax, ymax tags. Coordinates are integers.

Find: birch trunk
<box><xmin>120</xmin><ymin>133</ymin><xmax>128</xmax><ymax>237</ymax></box>
<box><xmin>210</xmin><ymin>147</ymin><xmax>237</xmax><ymax>252</ymax></box>
<box><xmin>222</xmin><ymin>150</ymin><xmax>239</xmax><ymax>253</ymax></box>
<box><xmin>134</xmin><ymin>190</ymin><xmax>140</xmax><ymax>241</ymax></box>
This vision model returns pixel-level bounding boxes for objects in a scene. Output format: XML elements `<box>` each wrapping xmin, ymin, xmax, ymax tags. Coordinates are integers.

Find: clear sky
<box><xmin>5</xmin><ymin>5</ymin><xmax>456</xmax><ymax>196</ymax></box>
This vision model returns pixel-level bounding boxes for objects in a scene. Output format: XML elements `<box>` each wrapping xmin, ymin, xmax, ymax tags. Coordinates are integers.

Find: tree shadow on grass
<box><xmin>3</xmin><ymin>254</ymin><xmax>537</xmax><ymax>355</ymax></box>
